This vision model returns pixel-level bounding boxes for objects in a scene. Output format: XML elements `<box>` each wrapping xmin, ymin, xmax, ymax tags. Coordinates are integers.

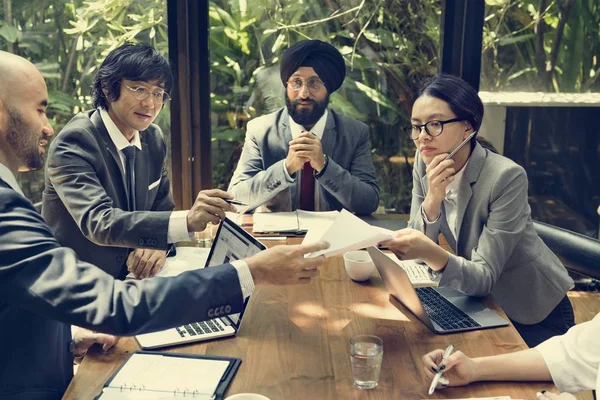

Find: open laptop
<box><xmin>135</xmin><ymin>218</ymin><xmax>266</xmax><ymax>349</ymax></box>
<box><xmin>367</xmin><ymin>246</ymin><xmax>508</xmax><ymax>334</ymax></box>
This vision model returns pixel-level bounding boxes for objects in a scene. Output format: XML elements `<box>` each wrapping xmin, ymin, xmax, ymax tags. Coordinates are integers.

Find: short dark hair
<box><xmin>92</xmin><ymin>43</ymin><xmax>173</xmax><ymax>110</ymax></box>
<box><xmin>417</xmin><ymin>74</ymin><xmax>484</xmax><ymax>143</ymax></box>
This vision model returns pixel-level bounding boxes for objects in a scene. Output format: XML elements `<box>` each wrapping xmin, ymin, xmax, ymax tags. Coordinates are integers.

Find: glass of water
<box><xmin>350</xmin><ymin>334</ymin><xmax>383</xmax><ymax>389</ymax></box>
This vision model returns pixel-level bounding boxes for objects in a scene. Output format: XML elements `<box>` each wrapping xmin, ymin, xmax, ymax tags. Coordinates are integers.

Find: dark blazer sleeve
<box><xmin>45</xmin><ymin>124</ymin><xmax>171</xmax><ymax>249</ymax></box>
<box><xmin>0</xmin><ymin>185</ymin><xmax>243</xmax><ymax>335</ymax></box>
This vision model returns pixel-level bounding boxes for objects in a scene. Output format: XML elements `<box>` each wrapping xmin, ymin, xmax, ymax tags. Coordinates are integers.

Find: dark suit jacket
<box><xmin>0</xmin><ymin>178</ymin><xmax>243</xmax><ymax>399</ymax></box>
<box><xmin>228</xmin><ymin>108</ymin><xmax>380</xmax><ymax>214</ymax></box>
<box><xmin>43</xmin><ymin>110</ymin><xmax>175</xmax><ymax>277</ymax></box>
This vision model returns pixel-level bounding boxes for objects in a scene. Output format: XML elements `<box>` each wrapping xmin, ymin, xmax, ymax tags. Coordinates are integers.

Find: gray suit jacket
<box><xmin>0</xmin><ymin>179</ymin><xmax>243</xmax><ymax>399</ymax></box>
<box><xmin>228</xmin><ymin>108</ymin><xmax>380</xmax><ymax>214</ymax></box>
<box><xmin>42</xmin><ymin>110</ymin><xmax>174</xmax><ymax>277</ymax></box>
<box><xmin>409</xmin><ymin>143</ymin><xmax>573</xmax><ymax>324</ymax></box>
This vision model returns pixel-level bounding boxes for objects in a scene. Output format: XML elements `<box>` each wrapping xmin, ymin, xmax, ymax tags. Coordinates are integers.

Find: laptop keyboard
<box><xmin>176</xmin><ymin>318</ymin><xmax>226</xmax><ymax>338</ymax></box>
<box><xmin>415</xmin><ymin>287</ymin><xmax>481</xmax><ymax>331</ymax></box>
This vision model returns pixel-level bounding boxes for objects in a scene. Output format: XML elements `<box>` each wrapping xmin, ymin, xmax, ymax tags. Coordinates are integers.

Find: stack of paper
<box><xmin>302</xmin><ymin>209</ymin><xmax>394</xmax><ymax>258</ymax></box>
<box><xmin>253</xmin><ymin>210</ymin><xmax>339</xmax><ymax>233</ymax></box>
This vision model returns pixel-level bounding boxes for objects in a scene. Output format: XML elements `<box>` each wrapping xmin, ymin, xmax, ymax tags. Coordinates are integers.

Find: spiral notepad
<box><xmin>97</xmin><ymin>351</ymin><xmax>241</xmax><ymax>399</ymax></box>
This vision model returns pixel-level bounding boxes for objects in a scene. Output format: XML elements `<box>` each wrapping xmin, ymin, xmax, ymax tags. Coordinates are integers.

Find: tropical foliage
<box><xmin>2</xmin><ymin>0</ymin><xmax>599</xmax><ymax>210</ymax></box>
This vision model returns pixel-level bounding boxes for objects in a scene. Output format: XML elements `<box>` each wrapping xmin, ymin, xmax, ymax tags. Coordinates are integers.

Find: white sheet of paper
<box><xmin>305</xmin><ymin>209</ymin><xmax>393</xmax><ymax>258</ymax></box>
<box><xmin>253</xmin><ymin>211</ymin><xmax>299</xmax><ymax>232</ymax></box>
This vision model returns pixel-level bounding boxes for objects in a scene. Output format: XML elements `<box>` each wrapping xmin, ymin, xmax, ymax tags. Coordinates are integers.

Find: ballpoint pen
<box><xmin>428</xmin><ymin>344</ymin><xmax>454</xmax><ymax>395</ymax></box>
<box><xmin>224</xmin><ymin>199</ymin><xmax>248</xmax><ymax>206</ymax></box>
<box><xmin>443</xmin><ymin>130</ymin><xmax>478</xmax><ymax>161</ymax></box>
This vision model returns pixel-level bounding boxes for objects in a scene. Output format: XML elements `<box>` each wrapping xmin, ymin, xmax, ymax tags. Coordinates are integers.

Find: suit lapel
<box><xmin>135</xmin><ymin>140</ymin><xmax>150</xmax><ymax>211</ymax></box>
<box><xmin>320</xmin><ymin>109</ymin><xmax>337</xmax><ymax>159</ymax></box>
<box><xmin>279</xmin><ymin>109</ymin><xmax>296</xmax><ymax>209</ymax></box>
<box><xmin>89</xmin><ymin>110</ymin><xmax>128</xmax><ymax>206</ymax></box>
<box><xmin>454</xmin><ymin>143</ymin><xmax>487</xmax><ymax>246</ymax></box>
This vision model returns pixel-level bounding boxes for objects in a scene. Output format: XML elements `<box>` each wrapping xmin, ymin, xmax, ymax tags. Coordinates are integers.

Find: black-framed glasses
<box><xmin>123</xmin><ymin>84</ymin><xmax>170</xmax><ymax>105</ymax></box>
<box><xmin>403</xmin><ymin>117</ymin><xmax>463</xmax><ymax>140</ymax></box>
<box><xmin>286</xmin><ymin>77</ymin><xmax>325</xmax><ymax>92</ymax></box>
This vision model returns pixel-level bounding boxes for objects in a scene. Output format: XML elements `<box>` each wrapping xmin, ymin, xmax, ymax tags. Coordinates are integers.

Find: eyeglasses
<box><xmin>286</xmin><ymin>77</ymin><xmax>325</xmax><ymax>92</ymax></box>
<box><xmin>403</xmin><ymin>117</ymin><xmax>463</xmax><ymax>140</ymax></box>
<box><xmin>123</xmin><ymin>84</ymin><xmax>170</xmax><ymax>105</ymax></box>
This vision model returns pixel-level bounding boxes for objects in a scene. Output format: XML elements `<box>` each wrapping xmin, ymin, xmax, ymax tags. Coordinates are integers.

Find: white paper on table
<box><xmin>125</xmin><ymin>247</ymin><xmax>210</xmax><ymax>279</ymax></box>
<box><xmin>304</xmin><ymin>209</ymin><xmax>394</xmax><ymax>258</ymax></box>
<box><xmin>253</xmin><ymin>210</ymin><xmax>339</xmax><ymax>233</ymax></box>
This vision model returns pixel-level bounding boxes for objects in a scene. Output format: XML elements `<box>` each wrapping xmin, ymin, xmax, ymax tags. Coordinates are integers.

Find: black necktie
<box><xmin>122</xmin><ymin>146</ymin><xmax>137</xmax><ymax>212</ymax></box>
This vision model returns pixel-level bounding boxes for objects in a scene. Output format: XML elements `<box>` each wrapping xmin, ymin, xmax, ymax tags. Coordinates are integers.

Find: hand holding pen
<box><xmin>422</xmin><ymin>345</ymin><xmax>476</xmax><ymax>392</ymax></box>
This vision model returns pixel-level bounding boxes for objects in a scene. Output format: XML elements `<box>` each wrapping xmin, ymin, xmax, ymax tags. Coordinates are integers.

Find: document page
<box><xmin>101</xmin><ymin>353</ymin><xmax>228</xmax><ymax>398</ymax></box>
<box><xmin>253</xmin><ymin>211</ymin><xmax>299</xmax><ymax>232</ymax></box>
<box><xmin>297</xmin><ymin>210</ymin><xmax>339</xmax><ymax>231</ymax></box>
<box><xmin>304</xmin><ymin>209</ymin><xmax>393</xmax><ymax>258</ymax></box>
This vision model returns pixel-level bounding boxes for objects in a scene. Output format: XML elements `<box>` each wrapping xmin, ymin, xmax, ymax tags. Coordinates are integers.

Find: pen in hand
<box><xmin>428</xmin><ymin>344</ymin><xmax>454</xmax><ymax>395</ymax></box>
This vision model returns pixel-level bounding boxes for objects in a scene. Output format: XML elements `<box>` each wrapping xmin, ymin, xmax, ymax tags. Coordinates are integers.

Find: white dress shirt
<box><xmin>536</xmin><ymin>312</ymin><xmax>600</xmax><ymax>394</ymax></box>
<box><xmin>282</xmin><ymin>109</ymin><xmax>329</xmax><ymax>210</ymax></box>
<box><xmin>0</xmin><ymin>163</ymin><xmax>23</xmax><ymax>195</ymax></box>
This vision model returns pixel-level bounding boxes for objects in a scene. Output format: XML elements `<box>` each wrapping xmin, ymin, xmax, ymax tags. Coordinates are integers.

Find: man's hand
<box><xmin>127</xmin><ymin>248</ymin><xmax>167</xmax><ymax>279</ymax></box>
<box><xmin>71</xmin><ymin>327</ymin><xmax>120</xmax><ymax>358</ymax></box>
<box><xmin>245</xmin><ymin>241</ymin><xmax>329</xmax><ymax>285</ymax></box>
<box><xmin>288</xmin><ymin>132</ymin><xmax>326</xmax><ymax>173</ymax></box>
<box><xmin>187</xmin><ymin>189</ymin><xmax>237</xmax><ymax>232</ymax></box>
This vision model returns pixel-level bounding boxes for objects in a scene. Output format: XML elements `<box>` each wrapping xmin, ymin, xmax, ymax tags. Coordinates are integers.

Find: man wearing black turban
<box><xmin>229</xmin><ymin>40</ymin><xmax>380</xmax><ymax>215</ymax></box>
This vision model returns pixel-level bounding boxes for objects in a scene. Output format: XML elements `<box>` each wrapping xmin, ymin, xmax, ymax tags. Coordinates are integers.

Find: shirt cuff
<box><xmin>231</xmin><ymin>260</ymin><xmax>255</xmax><ymax>300</ymax></box>
<box><xmin>421</xmin><ymin>205</ymin><xmax>440</xmax><ymax>224</ymax></box>
<box><xmin>282</xmin><ymin>161</ymin><xmax>296</xmax><ymax>183</ymax></box>
<box><xmin>167</xmin><ymin>210</ymin><xmax>192</xmax><ymax>243</ymax></box>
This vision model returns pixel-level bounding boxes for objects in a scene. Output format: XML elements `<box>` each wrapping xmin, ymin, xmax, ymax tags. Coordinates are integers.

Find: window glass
<box><xmin>209</xmin><ymin>0</ymin><xmax>442</xmax><ymax>213</ymax></box>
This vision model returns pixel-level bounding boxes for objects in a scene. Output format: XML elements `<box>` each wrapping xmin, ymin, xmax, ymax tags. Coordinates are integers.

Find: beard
<box><xmin>286</xmin><ymin>93</ymin><xmax>329</xmax><ymax>127</ymax></box>
<box><xmin>5</xmin><ymin>107</ymin><xmax>44</xmax><ymax>171</ymax></box>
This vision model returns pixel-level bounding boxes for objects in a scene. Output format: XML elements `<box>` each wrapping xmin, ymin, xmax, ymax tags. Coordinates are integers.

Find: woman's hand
<box><xmin>422</xmin><ymin>349</ymin><xmax>476</xmax><ymax>389</ymax></box>
<box><xmin>379</xmin><ymin>229</ymin><xmax>449</xmax><ymax>271</ymax></box>
<box><xmin>422</xmin><ymin>154</ymin><xmax>456</xmax><ymax>221</ymax></box>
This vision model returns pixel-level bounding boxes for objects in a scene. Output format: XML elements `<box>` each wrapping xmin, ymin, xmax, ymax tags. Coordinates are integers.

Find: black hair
<box><xmin>417</xmin><ymin>74</ymin><xmax>484</xmax><ymax>144</ymax></box>
<box><xmin>92</xmin><ymin>43</ymin><xmax>173</xmax><ymax>110</ymax></box>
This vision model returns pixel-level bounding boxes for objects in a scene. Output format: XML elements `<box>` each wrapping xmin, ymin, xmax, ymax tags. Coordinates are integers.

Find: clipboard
<box><xmin>96</xmin><ymin>350</ymin><xmax>241</xmax><ymax>399</ymax></box>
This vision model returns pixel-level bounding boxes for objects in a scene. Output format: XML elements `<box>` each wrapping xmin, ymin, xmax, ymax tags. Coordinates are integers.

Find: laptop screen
<box><xmin>205</xmin><ymin>218</ymin><xmax>266</xmax><ymax>327</ymax></box>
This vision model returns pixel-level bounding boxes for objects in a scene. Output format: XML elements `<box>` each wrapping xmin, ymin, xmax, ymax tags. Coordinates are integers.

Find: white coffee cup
<box><xmin>343</xmin><ymin>250</ymin><xmax>375</xmax><ymax>281</ymax></box>
<box><xmin>225</xmin><ymin>394</ymin><xmax>270</xmax><ymax>400</ymax></box>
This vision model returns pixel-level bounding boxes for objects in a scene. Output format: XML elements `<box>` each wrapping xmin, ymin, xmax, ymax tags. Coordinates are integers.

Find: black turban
<box><xmin>280</xmin><ymin>40</ymin><xmax>346</xmax><ymax>93</ymax></box>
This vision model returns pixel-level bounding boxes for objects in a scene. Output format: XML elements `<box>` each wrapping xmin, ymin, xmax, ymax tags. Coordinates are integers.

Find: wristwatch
<box><xmin>315</xmin><ymin>154</ymin><xmax>329</xmax><ymax>178</ymax></box>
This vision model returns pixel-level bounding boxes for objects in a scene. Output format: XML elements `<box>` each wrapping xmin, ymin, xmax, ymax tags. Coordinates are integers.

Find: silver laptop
<box><xmin>367</xmin><ymin>247</ymin><xmax>508</xmax><ymax>334</ymax></box>
<box><xmin>136</xmin><ymin>218</ymin><xmax>266</xmax><ymax>349</ymax></box>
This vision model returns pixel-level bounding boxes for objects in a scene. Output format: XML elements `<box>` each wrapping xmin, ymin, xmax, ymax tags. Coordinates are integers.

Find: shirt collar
<box><xmin>289</xmin><ymin>109</ymin><xmax>328</xmax><ymax>139</ymax></box>
<box><xmin>0</xmin><ymin>163</ymin><xmax>25</xmax><ymax>196</ymax></box>
<box><xmin>99</xmin><ymin>108</ymin><xmax>142</xmax><ymax>151</ymax></box>
<box><xmin>445</xmin><ymin>159</ymin><xmax>469</xmax><ymax>197</ymax></box>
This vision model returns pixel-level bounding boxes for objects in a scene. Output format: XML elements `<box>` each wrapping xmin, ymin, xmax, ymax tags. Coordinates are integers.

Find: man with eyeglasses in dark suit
<box><xmin>228</xmin><ymin>39</ymin><xmax>380</xmax><ymax>215</ymax></box>
<box><xmin>43</xmin><ymin>43</ymin><xmax>237</xmax><ymax>280</ymax></box>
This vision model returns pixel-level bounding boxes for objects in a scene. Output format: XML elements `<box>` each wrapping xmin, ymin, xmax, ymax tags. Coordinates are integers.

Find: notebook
<box><xmin>96</xmin><ymin>351</ymin><xmax>240</xmax><ymax>399</ymax></box>
<box><xmin>367</xmin><ymin>246</ymin><xmax>508</xmax><ymax>334</ymax></box>
<box><xmin>252</xmin><ymin>210</ymin><xmax>339</xmax><ymax>233</ymax></box>
<box><xmin>135</xmin><ymin>218</ymin><xmax>266</xmax><ymax>349</ymax></box>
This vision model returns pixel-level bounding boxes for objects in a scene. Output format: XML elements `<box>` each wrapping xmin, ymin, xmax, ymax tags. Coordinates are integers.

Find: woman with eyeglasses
<box><xmin>379</xmin><ymin>74</ymin><xmax>574</xmax><ymax>347</ymax></box>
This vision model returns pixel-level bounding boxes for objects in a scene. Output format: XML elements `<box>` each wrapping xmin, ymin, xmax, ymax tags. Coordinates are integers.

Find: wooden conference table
<box><xmin>65</xmin><ymin>221</ymin><xmax>549</xmax><ymax>399</ymax></box>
